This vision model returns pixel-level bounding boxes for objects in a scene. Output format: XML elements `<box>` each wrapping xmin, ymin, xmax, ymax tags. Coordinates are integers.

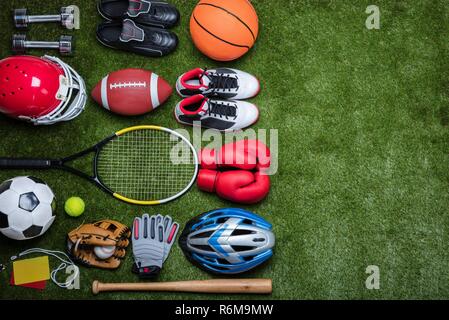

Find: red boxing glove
<box><xmin>197</xmin><ymin>169</ymin><xmax>270</xmax><ymax>204</ymax></box>
<box><xmin>200</xmin><ymin>140</ymin><xmax>271</xmax><ymax>173</ymax></box>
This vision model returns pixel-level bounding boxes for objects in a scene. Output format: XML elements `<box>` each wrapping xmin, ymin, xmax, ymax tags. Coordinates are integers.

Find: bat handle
<box><xmin>92</xmin><ymin>279</ymin><xmax>272</xmax><ymax>295</ymax></box>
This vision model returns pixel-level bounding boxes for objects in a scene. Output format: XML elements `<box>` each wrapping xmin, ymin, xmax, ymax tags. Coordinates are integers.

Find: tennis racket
<box><xmin>0</xmin><ymin>125</ymin><xmax>198</xmax><ymax>205</ymax></box>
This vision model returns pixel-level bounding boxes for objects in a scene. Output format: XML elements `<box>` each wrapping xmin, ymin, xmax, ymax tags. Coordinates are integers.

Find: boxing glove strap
<box><xmin>197</xmin><ymin>169</ymin><xmax>219</xmax><ymax>192</ymax></box>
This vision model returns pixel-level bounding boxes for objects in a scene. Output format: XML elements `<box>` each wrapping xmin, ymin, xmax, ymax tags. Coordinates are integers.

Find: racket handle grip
<box><xmin>0</xmin><ymin>158</ymin><xmax>53</xmax><ymax>169</ymax></box>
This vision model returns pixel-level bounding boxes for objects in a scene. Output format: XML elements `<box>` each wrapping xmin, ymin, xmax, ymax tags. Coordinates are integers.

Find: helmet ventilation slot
<box><xmin>216</xmin><ymin>258</ymin><xmax>231</xmax><ymax>265</ymax></box>
<box><xmin>212</xmin><ymin>265</ymin><xmax>229</xmax><ymax>271</ymax></box>
<box><xmin>203</xmin><ymin>256</ymin><xmax>215</xmax><ymax>262</ymax></box>
<box><xmin>242</xmin><ymin>219</ymin><xmax>255</xmax><ymax>225</ymax></box>
<box><xmin>231</xmin><ymin>245</ymin><xmax>257</xmax><ymax>252</ymax></box>
<box><xmin>231</xmin><ymin>229</ymin><xmax>255</xmax><ymax>236</ymax></box>
<box><xmin>216</xmin><ymin>217</ymin><xmax>227</xmax><ymax>224</ymax></box>
<box><xmin>242</xmin><ymin>255</ymin><xmax>256</xmax><ymax>262</ymax></box>
<box><xmin>191</xmin><ymin>244</ymin><xmax>213</xmax><ymax>252</ymax></box>
<box><xmin>191</xmin><ymin>230</ymin><xmax>214</xmax><ymax>238</ymax></box>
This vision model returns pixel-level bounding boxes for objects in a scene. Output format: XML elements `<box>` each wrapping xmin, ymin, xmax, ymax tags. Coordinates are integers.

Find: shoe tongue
<box><xmin>199</xmin><ymin>72</ymin><xmax>211</xmax><ymax>87</ymax></box>
<box><xmin>198</xmin><ymin>98</ymin><xmax>209</xmax><ymax>115</ymax></box>
<box><xmin>120</xmin><ymin>19</ymin><xmax>145</xmax><ymax>42</ymax></box>
<box><xmin>127</xmin><ymin>0</ymin><xmax>151</xmax><ymax>17</ymax></box>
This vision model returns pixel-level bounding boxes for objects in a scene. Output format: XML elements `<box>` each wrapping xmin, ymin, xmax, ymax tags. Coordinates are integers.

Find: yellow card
<box><xmin>13</xmin><ymin>256</ymin><xmax>50</xmax><ymax>285</ymax></box>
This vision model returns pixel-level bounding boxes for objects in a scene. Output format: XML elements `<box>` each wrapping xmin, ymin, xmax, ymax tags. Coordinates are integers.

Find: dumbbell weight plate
<box><xmin>60</xmin><ymin>7</ymin><xmax>75</xmax><ymax>29</ymax></box>
<box><xmin>60</xmin><ymin>35</ymin><xmax>74</xmax><ymax>55</ymax></box>
<box><xmin>13</xmin><ymin>8</ymin><xmax>28</xmax><ymax>29</ymax></box>
<box><xmin>11</xmin><ymin>34</ymin><xmax>27</xmax><ymax>54</ymax></box>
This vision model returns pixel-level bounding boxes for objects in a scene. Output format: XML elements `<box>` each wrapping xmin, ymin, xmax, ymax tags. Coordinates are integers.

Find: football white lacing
<box><xmin>110</xmin><ymin>81</ymin><xmax>147</xmax><ymax>89</ymax></box>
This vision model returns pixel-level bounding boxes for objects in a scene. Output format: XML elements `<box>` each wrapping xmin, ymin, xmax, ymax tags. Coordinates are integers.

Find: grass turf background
<box><xmin>0</xmin><ymin>0</ymin><xmax>448</xmax><ymax>300</ymax></box>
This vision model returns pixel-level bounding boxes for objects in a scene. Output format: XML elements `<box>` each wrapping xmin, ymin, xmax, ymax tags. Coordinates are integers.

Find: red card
<box><xmin>10</xmin><ymin>271</ymin><xmax>46</xmax><ymax>290</ymax></box>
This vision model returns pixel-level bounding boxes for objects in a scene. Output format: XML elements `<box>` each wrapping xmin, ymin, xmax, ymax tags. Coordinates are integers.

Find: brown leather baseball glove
<box><xmin>67</xmin><ymin>220</ymin><xmax>131</xmax><ymax>269</ymax></box>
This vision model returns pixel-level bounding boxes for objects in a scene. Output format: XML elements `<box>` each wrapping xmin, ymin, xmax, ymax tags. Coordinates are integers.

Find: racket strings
<box><xmin>96</xmin><ymin>129</ymin><xmax>196</xmax><ymax>202</ymax></box>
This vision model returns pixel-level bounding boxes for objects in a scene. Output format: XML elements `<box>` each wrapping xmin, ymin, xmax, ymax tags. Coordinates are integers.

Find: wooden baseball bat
<box><xmin>92</xmin><ymin>279</ymin><xmax>272</xmax><ymax>295</ymax></box>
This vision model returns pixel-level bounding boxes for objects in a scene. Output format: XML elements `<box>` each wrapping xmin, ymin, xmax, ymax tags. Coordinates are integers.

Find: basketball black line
<box><xmin>198</xmin><ymin>3</ymin><xmax>256</xmax><ymax>41</ymax></box>
<box><xmin>193</xmin><ymin>15</ymin><xmax>250</xmax><ymax>49</ymax></box>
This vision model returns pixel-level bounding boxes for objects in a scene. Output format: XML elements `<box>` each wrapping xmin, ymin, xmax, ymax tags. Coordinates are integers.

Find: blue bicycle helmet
<box><xmin>179</xmin><ymin>208</ymin><xmax>275</xmax><ymax>274</ymax></box>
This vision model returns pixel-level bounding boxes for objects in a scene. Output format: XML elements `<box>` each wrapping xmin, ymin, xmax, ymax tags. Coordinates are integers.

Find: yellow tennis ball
<box><xmin>65</xmin><ymin>197</ymin><xmax>85</xmax><ymax>217</ymax></box>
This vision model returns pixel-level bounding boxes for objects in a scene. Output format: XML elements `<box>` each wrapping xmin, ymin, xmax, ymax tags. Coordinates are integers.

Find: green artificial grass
<box><xmin>0</xmin><ymin>0</ymin><xmax>449</xmax><ymax>300</ymax></box>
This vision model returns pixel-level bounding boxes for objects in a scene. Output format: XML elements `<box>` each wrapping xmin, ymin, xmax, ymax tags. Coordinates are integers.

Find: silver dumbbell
<box><xmin>14</xmin><ymin>7</ymin><xmax>75</xmax><ymax>29</ymax></box>
<box><xmin>12</xmin><ymin>34</ymin><xmax>74</xmax><ymax>56</ymax></box>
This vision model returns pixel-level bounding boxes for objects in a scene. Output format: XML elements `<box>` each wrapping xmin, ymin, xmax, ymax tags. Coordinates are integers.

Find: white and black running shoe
<box><xmin>174</xmin><ymin>94</ymin><xmax>259</xmax><ymax>131</ymax></box>
<box><xmin>176</xmin><ymin>68</ymin><xmax>260</xmax><ymax>100</ymax></box>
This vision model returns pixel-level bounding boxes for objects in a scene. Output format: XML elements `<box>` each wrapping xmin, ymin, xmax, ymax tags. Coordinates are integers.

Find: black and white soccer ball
<box><xmin>0</xmin><ymin>176</ymin><xmax>56</xmax><ymax>240</ymax></box>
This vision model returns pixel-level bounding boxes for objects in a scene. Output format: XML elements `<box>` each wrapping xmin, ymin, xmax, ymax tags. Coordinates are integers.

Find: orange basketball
<box><xmin>190</xmin><ymin>0</ymin><xmax>259</xmax><ymax>61</ymax></box>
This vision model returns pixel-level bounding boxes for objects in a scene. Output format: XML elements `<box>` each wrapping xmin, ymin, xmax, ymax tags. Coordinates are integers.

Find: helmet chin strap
<box><xmin>10</xmin><ymin>248</ymin><xmax>79</xmax><ymax>289</ymax></box>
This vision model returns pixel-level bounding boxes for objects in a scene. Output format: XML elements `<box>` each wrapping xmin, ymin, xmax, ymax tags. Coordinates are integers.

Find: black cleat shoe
<box><xmin>96</xmin><ymin>19</ymin><xmax>178</xmax><ymax>57</ymax></box>
<box><xmin>98</xmin><ymin>0</ymin><xmax>180</xmax><ymax>29</ymax></box>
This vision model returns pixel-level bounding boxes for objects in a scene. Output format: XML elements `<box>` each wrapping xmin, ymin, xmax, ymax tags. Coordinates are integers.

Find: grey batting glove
<box><xmin>131</xmin><ymin>213</ymin><xmax>165</xmax><ymax>279</ymax></box>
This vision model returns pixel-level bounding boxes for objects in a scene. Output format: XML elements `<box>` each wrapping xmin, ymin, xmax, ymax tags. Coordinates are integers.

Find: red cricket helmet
<box><xmin>0</xmin><ymin>55</ymin><xmax>87</xmax><ymax>125</ymax></box>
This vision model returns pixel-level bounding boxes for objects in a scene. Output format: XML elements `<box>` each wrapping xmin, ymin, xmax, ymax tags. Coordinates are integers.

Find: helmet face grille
<box><xmin>179</xmin><ymin>208</ymin><xmax>275</xmax><ymax>275</ymax></box>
